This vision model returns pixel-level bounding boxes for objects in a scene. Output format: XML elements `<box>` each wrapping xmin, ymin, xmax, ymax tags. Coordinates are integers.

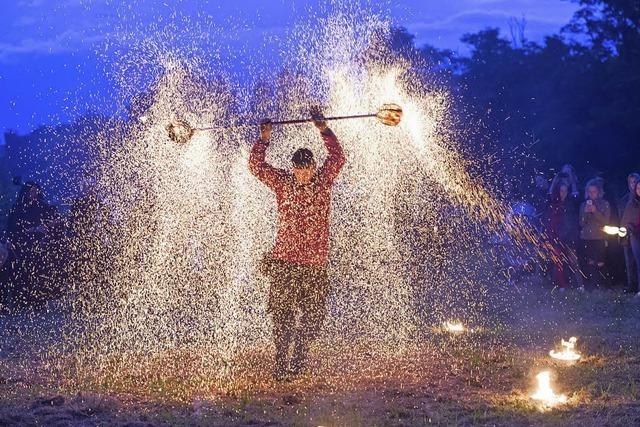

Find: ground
<box><xmin>1</xmin><ymin>283</ymin><xmax>639</xmax><ymax>426</ymax></box>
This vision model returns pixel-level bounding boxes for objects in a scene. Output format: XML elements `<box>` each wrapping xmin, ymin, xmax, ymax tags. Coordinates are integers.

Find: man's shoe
<box><xmin>290</xmin><ymin>341</ymin><xmax>310</xmax><ymax>377</ymax></box>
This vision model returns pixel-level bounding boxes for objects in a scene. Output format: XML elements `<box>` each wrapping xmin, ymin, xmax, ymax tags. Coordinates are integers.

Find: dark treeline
<box><xmin>1</xmin><ymin>0</ymin><xmax>638</xmax><ymax>215</ymax></box>
<box><xmin>386</xmin><ymin>0</ymin><xmax>639</xmax><ymax>198</ymax></box>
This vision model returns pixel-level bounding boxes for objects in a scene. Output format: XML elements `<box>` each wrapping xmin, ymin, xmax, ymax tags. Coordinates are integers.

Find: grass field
<box><xmin>1</xmin><ymin>281</ymin><xmax>639</xmax><ymax>426</ymax></box>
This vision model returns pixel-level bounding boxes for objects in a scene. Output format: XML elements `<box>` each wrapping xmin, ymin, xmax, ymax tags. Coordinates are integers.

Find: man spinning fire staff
<box><xmin>249</xmin><ymin>107</ymin><xmax>346</xmax><ymax>381</ymax></box>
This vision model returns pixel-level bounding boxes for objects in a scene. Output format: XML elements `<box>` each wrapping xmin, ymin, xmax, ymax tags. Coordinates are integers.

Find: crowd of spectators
<box><xmin>528</xmin><ymin>166</ymin><xmax>640</xmax><ymax>295</ymax></box>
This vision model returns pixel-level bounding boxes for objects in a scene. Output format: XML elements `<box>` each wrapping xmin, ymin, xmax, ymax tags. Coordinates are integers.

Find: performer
<box><xmin>249</xmin><ymin>107</ymin><xmax>345</xmax><ymax>381</ymax></box>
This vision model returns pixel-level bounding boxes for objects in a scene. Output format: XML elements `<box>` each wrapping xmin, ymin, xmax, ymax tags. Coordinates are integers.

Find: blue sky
<box><xmin>0</xmin><ymin>0</ymin><xmax>578</xmax><ymax>140</ymax></box>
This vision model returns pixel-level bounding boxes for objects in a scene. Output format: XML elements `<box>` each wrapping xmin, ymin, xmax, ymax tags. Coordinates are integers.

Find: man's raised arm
<box><xmin>309</xmin><ymin>107</ymin><xmax>345</xmax><ymax>184</ymax></box>
<box><xmin>249</xmin><ymin>120</ymin><xmax>287</xmax><ymax>192</ymax></box>
<box><xmin>317</xmin><ymin>128</ymin><xmax>346</xmax><ymax>184</ymax></box>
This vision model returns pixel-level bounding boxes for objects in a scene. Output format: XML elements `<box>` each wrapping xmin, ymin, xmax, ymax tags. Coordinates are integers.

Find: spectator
<box><xmin>621</xmin><ymin>180</ymin><xmax>640</xmax><ymax>297</ymax></box>
<box><xmin>618</xmin><ymin>173</ymin><xmax>640</xmax><ymax>293</ymax></box>
<box><xmin>594</xmin><ymin>173</ymin><xmax>627</xmax><ymax>287</ymax></box>
<box><xmin>544</xmin><ymin>181</ymin><xmax>583</xmax><ymax>290</ymax></box>
<box><xmin>531</xmin><ymin>173</ymin><xmax>549</xmax><ymax>222</ymax></box>
<box><xmin>4</xmin><ymin>182</ymin><xmax>59</xmax><ymax>308</ymax></box>
<box><xmin>549</xmin><ymin>165</ymin><xmax>579</xmax><ymax>198</ymax></box>
<box><xmin>579</xmin><ymin>179</ymin><xmax>612</xmax><ymax>290</ymax></box>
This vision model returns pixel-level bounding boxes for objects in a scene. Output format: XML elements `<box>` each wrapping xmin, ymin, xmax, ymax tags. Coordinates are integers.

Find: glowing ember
<box><xmin>549</xmin><ymin>337</ymin><xmax>581</xmax><ymax>361</ymax></box>
<box><xmin>531</xmin><ymin>371</ymin><xmax>567</xmax><ymax>407</ymax></box>
<box><xmin>443</xmin><ymin>321</ymin><xmax>466</xmax><ymax>333</ymax></box>
<box><xmin>603</xmin><ymin>226</ymin><xmax>627</xmax><ymax>237</ymax></box>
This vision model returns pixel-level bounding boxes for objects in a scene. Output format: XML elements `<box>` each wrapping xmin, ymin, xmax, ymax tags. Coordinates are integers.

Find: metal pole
<box><xmin>196</xmin><ymin>113</ymin><xmax>377</xmax><ymax>132</ymax></box>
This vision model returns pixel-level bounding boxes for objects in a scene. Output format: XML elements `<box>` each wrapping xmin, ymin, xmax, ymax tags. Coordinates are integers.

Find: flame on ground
<box><xmin>531</xmin><ymin>371</ymin><xmax>568</xmax><ymax>408</ymax></box>
<box><xmin>549</xmin><ymin>337</ymin><xmax>581</xmax><ymax>361</ymax></box>
<box><xmin>443</xmin><ymin>321</ymin><xmax>466</xmax><ymax>333</ymax></box>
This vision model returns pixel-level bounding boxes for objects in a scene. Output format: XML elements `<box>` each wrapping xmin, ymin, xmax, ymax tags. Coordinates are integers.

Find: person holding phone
<box><xmin>579</xmin><ymin>179</ymin><xmax>611</xmax><ymax>290</ymax></box>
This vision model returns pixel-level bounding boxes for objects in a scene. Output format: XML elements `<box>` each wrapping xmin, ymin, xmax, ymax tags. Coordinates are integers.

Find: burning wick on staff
<box><xmin>443</xmin><ymin>321</ymin><xmax>466</xmax><ymax>333</ymax></box>
<box><xmin>603</xmin><ymin>225</ymin><xmax>627</xmax><ymax>238</ymax></box>
<box><xmin>549</xmin><ymin>337</ymin><xmax>581</xmax><ymax>361</ymax></box>
<box><xmin>531</xmin><ymin>371</ymin><xmax>568</xmax><ymax>408</ymax></box>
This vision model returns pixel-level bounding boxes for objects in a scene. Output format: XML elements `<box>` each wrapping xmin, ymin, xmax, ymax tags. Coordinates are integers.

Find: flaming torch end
<box><xmin>166</xmin><ymin>119</ymin><xmax>195</xmax><ymax>144</ymax></box>
<box><xmin>376</xmin><ymin>103</ymin><xmax>403</xmax><ymax>126</ymax></box>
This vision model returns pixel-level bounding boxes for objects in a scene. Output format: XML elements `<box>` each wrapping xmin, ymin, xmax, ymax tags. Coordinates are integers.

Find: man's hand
<box><xmin>310</xmin><ymin>106</ymin><xmax>328</xmax><ymax>132</ymax></box>
<box><xmin>259</xmin><ymin>119</ymin><xmax>272</xmax><ymax>142</ymax></box>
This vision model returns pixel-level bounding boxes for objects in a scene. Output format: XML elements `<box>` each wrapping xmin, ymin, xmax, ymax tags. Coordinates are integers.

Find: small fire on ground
<box><xmin>531</xmin><ymin>371</ymin><xmax>568</xmax><ymax>408</ymax></box>
<box><xmin>549</xmin><ymin>337</ymin><xmax>581</xmax><ymax>361</ymax></box>
<box><xmin>443</xmin><ymin>321</ymin><xmax>466</xmax><ymax>333</ymax></box>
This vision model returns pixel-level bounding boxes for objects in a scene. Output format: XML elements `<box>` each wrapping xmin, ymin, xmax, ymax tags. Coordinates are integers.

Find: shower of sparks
<box><xmin>2</xmin><ymin>2</ymin><xmax>557</xmax><ymax>400</ymax></box>
<box><xmin>530</xmin><ymin>371</ymin><xmax>568</xmax><ymax>408</ymax></box>
<box><xmin>549</xmin><ymin>337</ymin><xmax>581</xmax><ymax>361</ymax></box>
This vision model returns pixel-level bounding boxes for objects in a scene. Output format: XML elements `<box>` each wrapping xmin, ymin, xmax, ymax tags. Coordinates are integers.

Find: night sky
<box><xmin>0</xmin><ymin>0</ymin><xmax>577</xmax><ymax>141</ymax></box>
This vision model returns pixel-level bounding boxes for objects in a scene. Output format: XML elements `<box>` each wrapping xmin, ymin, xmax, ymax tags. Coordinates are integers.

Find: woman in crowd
<box><xmin>549</xmin><ymin>164</ymin><xmax>580</xmax><ymax>198</ymax></box>
<box><xmin>544</xmin><ymin>181</ymin><xmax>583</xmax><ymax>290</ymax></box>
<box><xmin>579</xmin><ymin>179</ymin><xmax>611</xmax><ymax>290</ymax></box>
<box><xmin>621</xmin><ymin>181</ymin><xmax>640</xmax><ymax>297</ymax></box>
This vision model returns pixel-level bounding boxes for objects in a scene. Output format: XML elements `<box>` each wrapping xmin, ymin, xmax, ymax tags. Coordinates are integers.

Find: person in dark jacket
<box><xmin>621</xmin><ymin>181</ymin><xmax>640</xmax><ymax>297</ymax></box>
<box><xmin>579</xmin><ymin>179</ymin><xmax>611</xmax><ymax>290</ymax></box>
<box><xmin>249</xmin><ymin>107</ymin><xmax>345</xmax><ymax>381</ymax></box>
<box><xmin>544</xmin><ymin>182</ymin><xmax>583</xmax><ymax>290</ymax></box>
<box><xmin>618</xmin><ymin>173</ymin><xmax>640</xmax><ymax>293</ymax></box>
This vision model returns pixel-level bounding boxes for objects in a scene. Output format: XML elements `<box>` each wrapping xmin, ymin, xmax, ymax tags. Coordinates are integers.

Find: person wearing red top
<box><xmin>249</xmin><ymin>107</ymin><xmax>345</xmax><ymax>381</ymax></box>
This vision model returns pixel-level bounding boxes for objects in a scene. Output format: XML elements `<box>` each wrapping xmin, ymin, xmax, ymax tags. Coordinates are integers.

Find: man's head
<box><xmin>292</xmin><ymin>148</ymin><xmax>316</xmax><ymax>184</ymax></box>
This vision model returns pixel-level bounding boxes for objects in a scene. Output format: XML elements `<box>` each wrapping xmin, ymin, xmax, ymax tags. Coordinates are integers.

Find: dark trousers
<box><xmin>629</xmin><ymin>235</ymin><xmax>640</xmax><ymax>293</ymax></box>
<box><xmin>261</xmin><ymin>256</ymin><xmax>330</xmax><ymax>374</ymax></box>
<box><xmin>579</xmin><ymin>239</ymin><xmax>609</xmax><ymax>290</ymax></box>
<box><xmin>623</xmin><ymin>243</ymin><xmax>638</xmax><ymax>292</ymax></box>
